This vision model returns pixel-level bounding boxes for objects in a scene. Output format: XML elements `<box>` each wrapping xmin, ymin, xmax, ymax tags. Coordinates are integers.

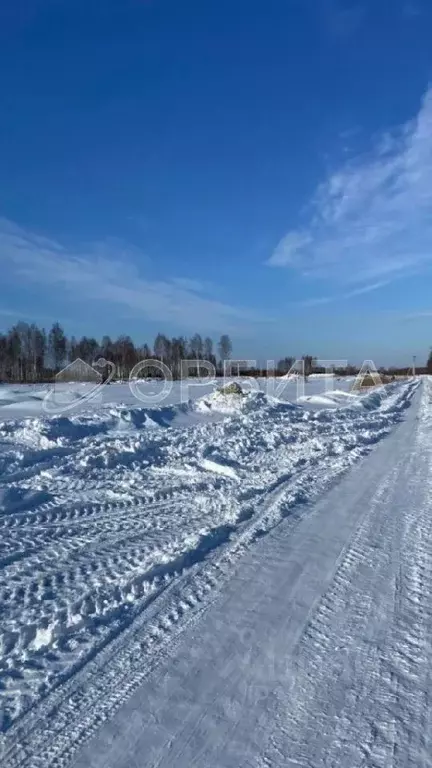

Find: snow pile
<box><xmin>307</xmin><ymin>373</ymin><xmax>336</xmax><ymax>379</ymax></box>
<box><xmin>0</xmin><ymin>378</ymin><xmax>419</xmax><ymax>734</ymax></box>
<box><xmin>107</xmin><ymin>401</ymin><xmax>198</xmax><ymax>430</ymax></box>
<box><xmin>298</xmin><ymin>389</ymin><xmax>361</xmax><ymax>408</ymax></box>
<box><xmin>0</xmin><ymin>385</ymin><xmax>49</xmax><ymax>415</ymax></box>
<box><xmin>196</xmin><ymin>385</ymin><xmax>253</xmax><ymax>414</ymax></box>
<box><xmin>195</xmin><ymin>387</ymin><xmax>300</xmax><ymax>415</ymax></box>
<box><xmin>0</xmin><ymin>377</ymin><xmax>368</xmax><ymax>421</ymax></box>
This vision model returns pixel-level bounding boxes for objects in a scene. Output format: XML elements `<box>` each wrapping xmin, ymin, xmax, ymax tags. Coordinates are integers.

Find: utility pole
<box><xmin>412</xmin><ymin>355</ymin><xmax>416</xmax><ymax>377</ymax></box>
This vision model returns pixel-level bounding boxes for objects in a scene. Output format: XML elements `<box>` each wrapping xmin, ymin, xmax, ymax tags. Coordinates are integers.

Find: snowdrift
<box><xmin>0</xmin><ymin>378</ymin><xmax>419</xmax><ymax>735</ymax></box>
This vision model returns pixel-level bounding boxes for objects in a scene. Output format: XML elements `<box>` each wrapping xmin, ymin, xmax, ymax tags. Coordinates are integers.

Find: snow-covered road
<box><xmin>0</xmin><ymin>377</ymin><xmax>428</xmax><ymax>767</ymax></box>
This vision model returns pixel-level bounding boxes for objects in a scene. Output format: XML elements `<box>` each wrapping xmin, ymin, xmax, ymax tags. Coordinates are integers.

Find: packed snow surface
<box><xmin>0</xmin><ymin>375</ymin><xmax>356</xmax><ymax>420</ymax></box>
<box><xmin>0</xmin><ymin>377</ymin><xmax>424</xmax><ymax>768</ymax></box>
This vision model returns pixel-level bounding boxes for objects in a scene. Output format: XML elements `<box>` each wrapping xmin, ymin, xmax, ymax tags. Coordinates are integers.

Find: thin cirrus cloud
<box><xmin>268</xmin><ymin>86</ymin><xmax>432</xmax><ymax>298</ymax></box>
<box><xmin>406</xmin><ymin>309</ymin><xmax>432</xmax><ymax>318</ymax></box>
<box><xmin>298</xmin><ymin>279</ymin><xmax>393</xmax><ymax>307</ymax></box>
<box><xmin>0</xmin><ymin>218</ymin><xmax>263</xmax><ymax>332</ymax></box>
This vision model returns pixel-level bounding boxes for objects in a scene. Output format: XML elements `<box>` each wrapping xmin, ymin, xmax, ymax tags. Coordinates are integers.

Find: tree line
<box><xmin>0</xmin><ymin>321</ymin><xmax>234</xmax><ymax>382</ymax></box>
<box><xmin>0</xmin><ymin>319</ymin><xmax>426</xmax><ymax>383</ymax></box>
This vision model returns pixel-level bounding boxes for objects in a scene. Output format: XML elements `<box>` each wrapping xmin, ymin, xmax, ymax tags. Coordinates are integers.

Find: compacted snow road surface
<box><xmin>0</xmin><ymin>378</ymin><xmax>429</xmax><ymax>767</ymax></box>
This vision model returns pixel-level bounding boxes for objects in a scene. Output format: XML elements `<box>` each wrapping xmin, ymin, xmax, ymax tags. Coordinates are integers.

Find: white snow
<box><xmin>0</xmin><ymin>376</ymin><xmax>422</xmax><ymax>768</ymax></box>
<box><xmin>200</xmin><ymin>457</ymin><xmax>240</xmax><ymax>480</ymax></box>
<box><xmin>0</xmin><ymin>376</ymin><xmax>358</xmax><ymax>420</ymax></box>
<box><xmin>306</xmin><ymin>372</ymin><xmax>336</xmax><ymax>378</ymax></box>
<box><xmin>298</xmin><ymin>388</ymin><xmax>360</xmax><ymax>407</ymax></box>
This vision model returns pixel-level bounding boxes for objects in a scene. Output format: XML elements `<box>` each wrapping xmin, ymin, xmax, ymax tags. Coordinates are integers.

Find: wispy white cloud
<box><xmin>269</xmin><ymin>231</ymin><xmax>312</xmax><ymax>268</ymax></box>
<box><xmin>297</xmin><ymin>279</ymin><xmax>392</xmax><ymax>307</ymax></box>
<box><xmin>406</xmin><ymin>309</ymin><xmax>432</xmax><ymax>319</ymax></box>
<box><xmin>170</xmin><ymin>277</ymin><xmax>215</xmax><ymax>294</ymax></box>
<box><xmin>344</xmin><ymin>279</ymin><xmax>393</xmax><ymax>298</ymax></box>
<box><xmin>268</xmin><ymin>86</ymin><xmax>432</xmax><ymax>290</ymax></box>
<box><xmin>0</xmin><ymin>219</ymin><xmax>264</xmax><ymax>333</ymax></box>
<box><xmin>298</xmin><ymin>295</ymin><xmax>333</xmax><ymax>308</ymax></box>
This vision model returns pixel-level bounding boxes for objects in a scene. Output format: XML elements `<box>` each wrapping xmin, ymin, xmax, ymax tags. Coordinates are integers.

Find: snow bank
<box><xmin>0</xmin><ymin>377</ymin><xmax>358</xmax><ymax>421</ymax></box>
<box><xmin>196</xmin><ymin>388</ymin><xmax>264</xmax><ymax>414</ymax></box>
<box><xmin>0</xmin><ymin>377</ymin><xmax>419</xmax><ymax>733</ymax></box>
<box><xmin>307</xmin><ymin>373</ymin><xmax>336</xmax><ymax>379</ymax></box>
<box><xmin>298</xmin><ymin>389</ymin><xmax>359</xmax><ymax>408</ymax></box>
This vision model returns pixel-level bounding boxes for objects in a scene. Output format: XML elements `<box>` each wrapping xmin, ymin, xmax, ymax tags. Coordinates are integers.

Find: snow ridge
<box><xmin>0</xmin><ymin>379</ymin><xmax>418</xmax><ymax>766</ymax></box>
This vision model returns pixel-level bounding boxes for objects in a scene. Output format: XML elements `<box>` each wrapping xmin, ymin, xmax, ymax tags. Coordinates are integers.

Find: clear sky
<box><xmin>1</xmin><ymin>0</ymin><xmax>432</xmax><ymax>365</ymax></box>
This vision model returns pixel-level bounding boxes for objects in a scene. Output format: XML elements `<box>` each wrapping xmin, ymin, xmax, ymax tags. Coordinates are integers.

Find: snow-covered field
<box><xmin>0</xmin><ymin>377</ymin><xmax>421</xmax><ymax>767</ymax></box>
<box><xmin>0</xmin><ymin>375</ymin><xmax>358</xmax><ymax>420</ymax></box>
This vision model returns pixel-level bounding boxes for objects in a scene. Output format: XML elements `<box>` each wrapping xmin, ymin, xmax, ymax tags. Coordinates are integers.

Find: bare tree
<box><xmin>171</xmin><ymin>337</ymin><xmax>186</xmax><ymax>379</ymax></box>
<box><xmin>302</xmin><ymin>355</ymin><xmax>315</xmax><ymax>377</ymax></box>
<box><xmin>48</xmin><ymin>322</ymin><xmax>67</xmax><ymax>372</ymax></box>
<box><xmin>100</xmin><ymin>335</ymin><xmax>113</xmax><ymax>361</ymax></box>
<box><xmin>29</xmin><ymin>324</ymin><xmax>46</xmax><ymax>381</ymax></box>
<box><xmin>277</xmin><ymin>356</ymin><xmax>295</xmax><ymax>374</ymax></box>
<box><xmin>154</xmin><ymin>333</ymin><xmax>170</xmax><ymax>363</ymax></box>
<box><xmin>190</xmin><ymin>334</ymin><xmax>203</xmax><ymax>375</ymax></box>
<box><xmin>218</xmin><ymin>334</ymin><xmax>232</xmax><ymax>369</ymax></box>
<box><xmin>427</xmin><ymin>349</ymin><xmax>432</xmax><ymax>374</ymax></box>
<box><xmin>0</xmin><ymin>320</ymin><xmax>231</xmax><ymax>383</ymax></box>
<box><xmin>204</xmin><ymin>336</ymin><xmax>213</xmax><ymax>359</ymax></box>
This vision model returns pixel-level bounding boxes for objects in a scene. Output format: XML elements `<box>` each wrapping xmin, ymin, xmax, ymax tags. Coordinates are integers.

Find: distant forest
<box><xmin>0</xmin><ymin>320</ymin><xmax>427</xmax><ymax>383</ymax></box>
<box><xmin>0</xmin><ymin>321</ymin><xmax>236</xmax><ymax>382</ymax></box>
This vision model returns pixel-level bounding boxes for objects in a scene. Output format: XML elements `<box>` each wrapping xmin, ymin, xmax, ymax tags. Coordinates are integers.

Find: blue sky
<box><xmin>1</xmin><ymin>0</ymin><xmax>432</xmax><ymax>365</ymax></box>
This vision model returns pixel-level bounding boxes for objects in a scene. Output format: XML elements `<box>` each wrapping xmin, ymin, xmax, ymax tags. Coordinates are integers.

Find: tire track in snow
<box><xmin>0</xmin><ymin>488</ymin><xmax>235</xmax><ymax>731</ymax></box>
<box><xmin>56</xmin><ymin>381</ymin><xmax>423</xmax><ymax>768</ymax></box>
<box><xmin>370</xmin><ymin>381</ymin><xmax>432</xmax><ymax>768</ymax></box>
<box><xmin>257</xmin><ymin>380</ymin><xmax>432</xmax><ymax>768</ymax></box>
<box><xmin>0</xmin><ymin>380</ymin><xmax>419</xmax><ymax>765</ymax></box>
